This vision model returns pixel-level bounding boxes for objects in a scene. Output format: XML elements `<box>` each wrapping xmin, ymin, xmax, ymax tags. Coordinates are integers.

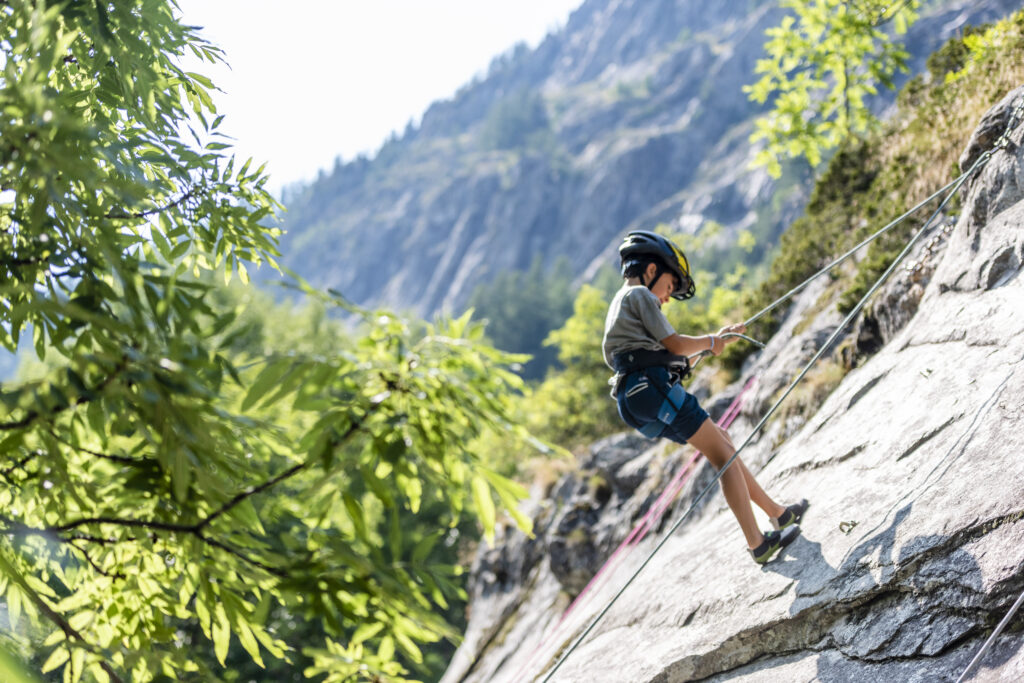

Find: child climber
<box><xmin>602</xmin><ymin>230</ymin><xmax>807</xmax><ymax>564</ymax></box>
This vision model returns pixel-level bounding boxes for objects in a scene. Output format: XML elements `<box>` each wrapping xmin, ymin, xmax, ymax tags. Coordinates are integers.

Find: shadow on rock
<box><xmin>761</xmin><ymin>532</ymin><xmax>839</xmax><ymax>617</ymax></box>
<box><xmin>757</xmin><ymin>502</ymin><xmax>1008</xmax><ymax>681</ymax></box>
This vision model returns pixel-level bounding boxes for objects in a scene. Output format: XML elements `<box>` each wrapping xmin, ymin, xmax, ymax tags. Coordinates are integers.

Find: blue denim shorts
<box><xmin>616</xmin><ymin>367</ymin><xmax>710</xmax><ymax>443</ymax></box>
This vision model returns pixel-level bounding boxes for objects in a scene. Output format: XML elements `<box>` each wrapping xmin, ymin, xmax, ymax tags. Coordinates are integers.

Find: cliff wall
<box><xmin>442</xmin><ymin>86</ymin><xmax>1024</xmax><ymax>683</ymax></box>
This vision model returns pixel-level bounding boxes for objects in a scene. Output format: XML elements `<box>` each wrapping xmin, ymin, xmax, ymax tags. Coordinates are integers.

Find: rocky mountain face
<box><xmin>277</xmin><ymin>0</ymin><xmax>1020</xmax><ymax>318</ymax></box>
<box><xmin>440</xmin><ymin>87</ymin><xmax>1024</xmax><ymax>682</ymax></box>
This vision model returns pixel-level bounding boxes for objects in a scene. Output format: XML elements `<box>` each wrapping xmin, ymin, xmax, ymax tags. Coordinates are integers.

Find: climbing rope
<box><xmin>745</xmin><ymin>92</ymin><xmax>1024</xmax><ymax>330</ymax></box>
<box><xmin>539</xmin><ymin>97</ymin><xmax>1023</xmax><ymax>682</ymax></box>
<box><xmin>512</xmin><ymin>377</ymin><xmax>757</xmax><ymax>682</ymax></box>
<box><xmin>956</xmin><ymin>585</ymin><xmax>1024</xmax><ymax>682</ymax></box>
<box><xmin>688</xmin><ymin>332</ymin><xmax>764</xmax><ymax>371</ymax></box>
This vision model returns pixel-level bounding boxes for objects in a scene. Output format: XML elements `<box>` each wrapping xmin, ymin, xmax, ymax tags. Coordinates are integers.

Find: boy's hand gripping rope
<box><xmin>687</xmin><ymin>332</ymin><xmax>765</xmax><ymax>371</ymax></box>
<box><xmin>539</xmin><ymin>96</ymin><xmax>1023</xmax><ymax>683</ymax></box>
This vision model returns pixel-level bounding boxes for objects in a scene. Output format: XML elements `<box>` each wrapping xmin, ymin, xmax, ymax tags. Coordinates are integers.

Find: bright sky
<box><xmin>175</xmin><ymin>1</ymin><xmax>585</xmax><ymax>192</ymax></box>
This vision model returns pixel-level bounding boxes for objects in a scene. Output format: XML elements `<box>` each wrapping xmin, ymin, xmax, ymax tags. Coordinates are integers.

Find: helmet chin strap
<box><xmin>645</xmin><ymin>262</ymin><xmax>667</xmax><ymax>295</ymax></box>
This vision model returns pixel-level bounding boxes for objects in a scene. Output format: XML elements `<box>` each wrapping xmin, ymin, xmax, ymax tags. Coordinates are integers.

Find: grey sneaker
<box><xmin>750</xmin><ymin>526</ymin><xmax>801</xmax><ymax>564</ymax></box>
<box><xmin>772</xmin><ymin>499</ymin><xmax>809</xmax><ymax>531</ymax></box>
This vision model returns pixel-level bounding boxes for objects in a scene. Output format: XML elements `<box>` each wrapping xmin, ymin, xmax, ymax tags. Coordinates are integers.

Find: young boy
<box><xmin>602</xmin><ymin>230</ymin><xmax>807</xmax><ymax>564</ymax></box>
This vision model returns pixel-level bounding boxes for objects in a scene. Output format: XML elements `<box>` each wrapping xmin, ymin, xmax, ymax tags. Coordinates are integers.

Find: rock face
<box><xmin>441</xmin><ymin>88</ymin><xmax>1024</xmax><ymax>682</ymax></box>
<box><xmin>277</xmin><ymin>0</ymin><xmax>1020</xmax><ymax>318</ymax></box>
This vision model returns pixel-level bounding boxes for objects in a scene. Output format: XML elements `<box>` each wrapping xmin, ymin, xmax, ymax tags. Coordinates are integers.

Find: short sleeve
<box><xmin>626</xmin><ymin>287</ymin><xmax>675</xmax><ymax>341</ymax></box>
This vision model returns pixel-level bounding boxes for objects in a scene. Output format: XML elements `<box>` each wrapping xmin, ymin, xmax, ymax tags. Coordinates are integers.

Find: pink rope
<box><xmin>511</xmin><ymin>376</ymin><xmax>757</xmax><ymax>681</ymax></box>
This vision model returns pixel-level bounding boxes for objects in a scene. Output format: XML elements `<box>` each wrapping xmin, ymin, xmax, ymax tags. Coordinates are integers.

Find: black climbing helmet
<box><xmin>618</xmin><ymin>230</ymin><xmax>695</xmax><ymax>300</ymax></box>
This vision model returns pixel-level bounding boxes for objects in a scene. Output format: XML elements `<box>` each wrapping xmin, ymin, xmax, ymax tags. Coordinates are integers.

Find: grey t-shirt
<box><xmin>602</xmin><ymin>284</ymin><xmax>676</xmax><ymax>370</ymax></box>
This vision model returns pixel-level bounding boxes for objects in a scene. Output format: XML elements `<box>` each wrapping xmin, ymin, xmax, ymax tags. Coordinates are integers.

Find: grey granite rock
<box><xmin>443</xmin><ymin>82</ymin><xmax>1024</xmax><ymax>683</ymax></box>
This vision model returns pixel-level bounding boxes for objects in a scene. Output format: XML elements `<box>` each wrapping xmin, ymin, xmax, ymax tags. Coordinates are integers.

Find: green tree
<box><xmin>745</xmin><ymin>0</ymin><xmax>920</xmax><ymax>176</ymax></box>
<box><xmin>527</xmin><ymin>284</ymin><xmax>621</xmax><ymax>451</ymax></box>
<box><xmin>479</xmin><ymin>87</ymin><xmax>551</xmax><ymax>151</ymax></box>
<box><xmin>467</xmin><ymin>258</ymin><xmax>574</xmax><ymax>380</ymax></box>
<box><xmin>0</xmin><ymin>2</ymin><xmax>529</xmax><ymax>681</ymax></box>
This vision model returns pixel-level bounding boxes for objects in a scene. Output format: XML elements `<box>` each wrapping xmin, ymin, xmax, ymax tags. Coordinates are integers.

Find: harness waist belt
<box><xmin>611</xmin><ymin>349</ymin><xmax>689</xmax><ymax>375</ymax></box>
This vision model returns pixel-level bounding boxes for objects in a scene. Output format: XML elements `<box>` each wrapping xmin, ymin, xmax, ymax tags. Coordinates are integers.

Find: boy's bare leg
<box><xmin>687</xmin><ymin>419</ymin><xmax>763</xmax><ymax>548</ymax></box>
<box><xmin>736</xmin><ymin>458</ymin><xmax>786</xmax><ymax>519</ymax></box>
<box><xmin>714</xmin><ymin>424</ymin><xmax>786</xmax><ymax>519</ymax></box>
<box><xmin>715</xmin><ymin>424</ymin><xmax>736</xmax><ymax>449</ymax></box>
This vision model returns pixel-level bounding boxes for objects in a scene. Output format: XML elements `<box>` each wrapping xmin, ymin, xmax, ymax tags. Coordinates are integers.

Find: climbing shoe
<box><xmin>771</xmin><ymin>499</ymin><xmax>809</xmax><ymax>531</ymax></box>
<box><xmin>750</xmin><ymin>526</ymin><xmax>801</xmax><ymax>565</ymax></box>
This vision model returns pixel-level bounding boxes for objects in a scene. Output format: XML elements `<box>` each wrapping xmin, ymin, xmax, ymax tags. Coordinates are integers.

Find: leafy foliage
<box><xmin>526</xmin><ymin>283</ymin><xmax>621</xmax><ymax>451</ymax></box>
<box><xmin>745</xmin><ymin>0</ymin><xmax>920</xmax><ymax>176</ymax></box>
<box><xmin>0</xmin><ymin>2</ymin><xmax>532</xmax><ymax>681</ymax></box>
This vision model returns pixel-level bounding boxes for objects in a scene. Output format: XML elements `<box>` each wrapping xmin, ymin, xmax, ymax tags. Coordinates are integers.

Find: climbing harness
<box><xmin>611</xmin><ymin>333</ymin><xmax>763</xmax><ymax>439</ymax></box>
<box><xmin>611</xmin><ymin>348</ymin><xmax>690</xmax><ymax>379</ymax></box>
<box><xmin>539</xmin><ymin>97</ymin><xmax>1024</xmax><ymax>682</ymax></box>
<box><xmin>611</xmin><ymin>349</ymin><xmax>692</xmax><ymax>438</ymax></box>
<box><xmin>512</xmin><ymin>377</ymin><xmax>758</xmax><ymax>682</ymax></box>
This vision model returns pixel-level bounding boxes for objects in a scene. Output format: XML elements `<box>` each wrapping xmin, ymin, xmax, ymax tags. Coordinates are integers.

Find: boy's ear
<box><xmin>644</xmin><ymin>262</ymin><xmax>657</xmax><ymax>283</ymax></box>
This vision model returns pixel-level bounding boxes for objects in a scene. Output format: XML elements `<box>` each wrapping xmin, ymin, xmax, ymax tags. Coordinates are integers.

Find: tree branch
<box><xmin>1</xmin><ymin>558</ymin><xmax>124</xmax><ymax>683</ymax></box>
<box><xmin>104</xmin><ymin>188</ymin><xmax>195</xmax><ymax>220</ymax></box>
<box><xmin>0</xmin><ymin>451</ymin><xmax>40</xmax><ymax>482</ymax></box>
<box><xmin>0</xmin><ymin>357</ymin><xmax>128</xmax><ymax>431</ymax></box>
<box><xmin>196</xmin><ymin>462</ymin><xmax>305</xmax><ymax>531</ymax></box>
<box><xmin>27</xmin><ymin>404</ymin><xmax>375</xmax><ymax>538</ymax></box>
<box><xmin>49</xmin><ymin>429</ymin><xmax>149</xmax><ymax>465</ymax></box>
<box><xmin>196</xmin><ymin>406</ymin><xmax>374</xmax><ymax>531</ymax></box>
<box><xmin>67</xmin><ymin>538</ymin><xmax>127</xmax><ymax>580</ymax></box>
<box><xmin>197</xmin><ymin>533</ymin><xmax>287</xmax><ymax>577</ymax></box>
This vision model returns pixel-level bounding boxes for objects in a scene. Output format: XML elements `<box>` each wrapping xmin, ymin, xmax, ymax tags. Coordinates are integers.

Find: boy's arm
<box><xmin>661</xmin><ymin>323</ymin><xmax>747</xmax><ymax>357</ymax></box>
<box><xmin>660</xmin><ymin>333</ymin><xmax>716</xmax><ymax>357</ymax></box>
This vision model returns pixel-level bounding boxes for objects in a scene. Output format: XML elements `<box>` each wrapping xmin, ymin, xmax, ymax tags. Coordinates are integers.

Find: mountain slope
<box><xmin>276</xmin><ymin>0</ymin><xmax>1019</xmax><ymax>318</ymax></box>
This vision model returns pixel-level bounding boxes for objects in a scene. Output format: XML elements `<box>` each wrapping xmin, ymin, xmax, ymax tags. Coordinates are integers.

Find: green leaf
<box><xmin>40</xmin><ymin>647</ymin><xmax>68</xmax><ymax>675</ymax></box>
<box><xmin>236</xmin><ymin>620</ymin><xmax>265</xmax><ymax>668</ymax></box>
<box><xmin>412</xmin><ymin>530</ymin><xmax>445</xmax><ymax>564</ymax></box>
<box><xmin>241</xmin><ymin>359</ymin><xmax>292</xmax><ymax>410</ymax></box>
<box><xmin>377</xmin><ymin>635</ymin><xmax>395</xmax><ymax>662</ymax></box>
<box><xmin>394</xmin><ymin>631</ymin><xmax>423</xmax><ymax>664</ymax></box>
<box><xmin>360</xmin><ymin>464</ymin><xmax>395</xmax><ymax>507</ymax></box>
<box><xmin>212</xmin><ymin>602</ymin><xmax>231</xmax><ymax>666</ymax></box>
<box><xmin>343</xmin><ymin>493</ymin><xmax>368</xmax><ymax>541</ymax></box>
<box><xmin>351</xmin><ymin>621</ymin><xmax>385</xmax><ymax>646</ymax></box>
<box><xmin>7</xmin><ymin>586</ymin><xmax>21</xmax><ymax>628</ymax></box>
<box><xmin>472</xmin><ymin>475</ymin><xmax>496</xmax><ymax>544</ymax></box>
<box><xmin>172</xmin><ymin>448</ymin><xmax>192</xmax><ymax>503</ymax></box>
<box><xmin>388</xmin><ymin>507</ymin><xmax>402</xmax><ymax>561</ymax></box>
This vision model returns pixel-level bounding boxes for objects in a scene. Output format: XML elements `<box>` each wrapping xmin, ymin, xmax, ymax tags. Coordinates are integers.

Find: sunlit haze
<box><xmin>175</xmin><ymin>0</ymin><xmax>585</xmax><ymax>192</ymax></box>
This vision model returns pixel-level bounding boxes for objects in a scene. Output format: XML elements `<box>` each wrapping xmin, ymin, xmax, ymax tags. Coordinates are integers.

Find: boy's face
<box><xmin>645</xmin><ymin>263</ymin><xmax>679</xmax><ymax>306</ymax></box>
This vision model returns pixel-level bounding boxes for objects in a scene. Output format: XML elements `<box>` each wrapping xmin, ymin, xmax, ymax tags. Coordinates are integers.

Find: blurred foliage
<box><xmin>0</xmin><ymin>2</ymin><xmax>533</xmax><ymax>682</ymax></box>
<box><xmin>746</xmin><ymin>0</ymin><xmax>920</xmax><ymax>176</ymax></box>
<box><xmin>467</xmin><ymin>258</ymin><xmax>574</xmax><ymax>380</ymax></box>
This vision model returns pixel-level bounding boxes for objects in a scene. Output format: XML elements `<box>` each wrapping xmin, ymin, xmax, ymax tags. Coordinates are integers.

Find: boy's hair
<box><xmin>622</xmin><ymin>256</ymin><xmax>662</xmax><ymax>280</ymax></box>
